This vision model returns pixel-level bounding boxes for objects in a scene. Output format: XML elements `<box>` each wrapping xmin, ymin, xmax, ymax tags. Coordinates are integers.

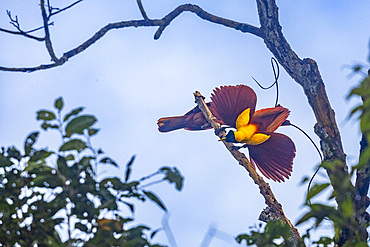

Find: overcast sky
<box><xmin>0</xmin><ymin>1</ymin><xmax>369</xmax><ymax>246</ymax></box>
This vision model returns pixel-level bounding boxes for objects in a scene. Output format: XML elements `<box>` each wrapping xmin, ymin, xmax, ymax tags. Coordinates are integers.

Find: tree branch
<box><xmin>40</xmin><ymin>0</ymin><xmax>58</xmax><ymax>62</ymax></box>
<box><xmin>0</xmin><ymin>4</ymin><xmax>261</xmax><ymax>72</ymax></box>
<box><xmin>136</xmin><ymin>0</ymin><xmax>149</xmax><ymax>20</ymax></box>
<box><xmin>0</xmin><ymin>27</ymin><xmax>45</xmax><ymax>41</ymax></box>
<box><xmin>0</xmin><ymin>10</ymin><xmax>46</xmax><ymax>41</ymax></box>
<box><xmin>253</xmin><ymin>0</ymin><xmax>367</xmax><ymax>244</ymax></box>
<box><xmin>154</xmin><ymin>4</ymin><xmax>262</xmax><ymax>40</ymax></box>
<box><xmin>49</xmin><ymin>0</ymin><xmax>84</xmax><ymax>17</ymax></box>
<box><xmin>193</xmin><ymin>91</ymin><xmax>302</xmax><ymax>246</ymax></box>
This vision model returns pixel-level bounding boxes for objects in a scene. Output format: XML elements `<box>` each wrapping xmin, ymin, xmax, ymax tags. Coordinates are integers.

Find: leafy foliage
<box><xmin>236</xmin><ymin>221</ymin><xmax>304</xmax><ymax>247</ymax></box>
<box><xmin>0</xmin><ymin>97</ymin><xmax>184</xmax><ymax>246</ymax></box>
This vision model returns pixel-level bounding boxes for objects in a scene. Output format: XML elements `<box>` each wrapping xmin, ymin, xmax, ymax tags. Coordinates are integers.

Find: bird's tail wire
<box><xmin>251</xmin><ymin>57</ymin><xmax>280</xmax><ymax>107</ymax></box>
<box><xmin>252</xmin><ymin>57</ymin><xmax>323</xmax><ymax>203</ymax></box>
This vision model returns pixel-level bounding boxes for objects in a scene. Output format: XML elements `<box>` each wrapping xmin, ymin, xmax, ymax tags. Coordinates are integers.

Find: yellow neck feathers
<box><xmin>234</xmin><ymin>108</ymin><xmax>270</xmax><ymax>145</ymax></box>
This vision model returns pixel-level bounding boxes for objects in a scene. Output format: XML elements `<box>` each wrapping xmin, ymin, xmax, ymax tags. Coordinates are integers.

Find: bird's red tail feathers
<box><xmin>157</xmin><ymin>116</ymin><xmax>189</xmax><ymax>132</ymax></box>
<box><xmin>157</xmin><ymin>105</ymin><xmax>211</xmax><ymax>132</ymax></box>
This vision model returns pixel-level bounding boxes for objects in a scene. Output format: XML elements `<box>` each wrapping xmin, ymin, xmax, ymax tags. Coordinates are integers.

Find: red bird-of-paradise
<box><xmin>157</xmin><ymin>85</ymin><xmax>295</xmax><ymax>182</ymax></box>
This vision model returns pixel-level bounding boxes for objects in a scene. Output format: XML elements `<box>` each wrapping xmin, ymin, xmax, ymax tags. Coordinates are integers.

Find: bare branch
<box><xmin>0</xmin><ymin>27</ymin><xmax>45</xmax><ymax>41</ymax></box>
<box><xmin>0</xmin><ymin>4</ymin><xmax>260</xmax><ymax>72</ymax></box>
<box><xmin>136</xmin><ymin>0</ymin><xmax>149</xmax><ymax>20</ymax></box>
<box><xmin>40</xmin><ymin>0</ymin><xmax>58</xmax><ymax>62</ymax></box>
<box><xmin>193</xmin><ymin>91</ymin><xmax>302</xmax><ymax>246</ymax></box>
<box><xmin>1</xmin><ymin>10</ymin><xmax>45</xmax><ymax>41</ymax></box>
<box><xmin>154</xmin><ymin>4</ymin><xmax>262</xmax><ymax>40</ymax></box>
<box><xmin>50</xmin><ymin>0</ymin><xmax>84</xmax><ymax>17</ymax></box>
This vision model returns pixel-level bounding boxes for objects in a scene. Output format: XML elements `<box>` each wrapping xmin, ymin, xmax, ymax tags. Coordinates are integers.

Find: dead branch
<box><xmin>40</xmin><ymin>0</ymin><xmax>58</xmax><ymax>62</ymax></box>
<box><xmin>49</xmin><ymin>0</ymin><xmax>84</xmax><ymax>17</ymax></box>
<box><xmin>136</xmin><ymin>0</ymin><xmax>149</xmax><ymax>20</ymax></box>
<box><xmin>194</xmin><ymin>91</ymin><xmax>302</xmax><ymax>246</ymax></box>
<box><xmin>0</xmin><ymin>4</ymin><xmax>261</xmax><ymax>72</ymax></box>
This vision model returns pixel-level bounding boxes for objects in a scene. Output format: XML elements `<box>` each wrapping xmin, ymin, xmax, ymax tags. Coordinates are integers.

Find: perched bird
<box><xmin>158</xmin><ymin>85</ymin><xmax>295</xmax><ymax>182</ymax></box>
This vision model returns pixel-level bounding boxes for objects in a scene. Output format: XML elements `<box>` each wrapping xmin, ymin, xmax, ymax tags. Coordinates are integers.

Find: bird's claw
<box><xmin>230</xmin><ymin>144</ymin><xmax>247</xmax><ymax>151</ymax></box>
<box><xmin>215</xmin><ymin>126</ymin><xmax>228</xmax><ymax>135</ymax></box>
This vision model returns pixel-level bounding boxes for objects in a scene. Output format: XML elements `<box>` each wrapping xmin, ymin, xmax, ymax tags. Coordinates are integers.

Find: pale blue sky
<box><xmin>0</xmin><ymin>1</ymin><xmax>369</xmax><ymax>246</ymax></box>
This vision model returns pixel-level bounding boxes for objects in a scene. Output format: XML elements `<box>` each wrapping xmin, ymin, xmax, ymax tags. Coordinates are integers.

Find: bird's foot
<box><xmin>230</xmin><ymin>144</ymin><xmax>247</xmax><ymax>150</ymax></box>
<box><xmin>215</xmin><ymin>126</ymin><xmax>229</xmax><ymax>135</ymax></box>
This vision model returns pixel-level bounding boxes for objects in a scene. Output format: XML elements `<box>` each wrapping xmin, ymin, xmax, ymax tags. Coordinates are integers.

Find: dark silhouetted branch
<box><xmin>0</xmin><ymin>27</ymin><xmax>45</xmax><ymax>41</ymax></box>
<box><xmin>0</xmin><ymin>4</ymin><xmax>261</xmax><ymax>72</ymax></box>
<box><xmin>40</xmin><ymin>0</ymin><xmax>58</xmax><ymax>62</ymax></box>
<box><xmin>49</xmin><ymin>0</ymin><xmax>84</xmax><ymax>17</ymax></box>
<box><xmin>136</xmin><ymin>0</ymin><xmax>149</xmax><ymax>20</ymax></box>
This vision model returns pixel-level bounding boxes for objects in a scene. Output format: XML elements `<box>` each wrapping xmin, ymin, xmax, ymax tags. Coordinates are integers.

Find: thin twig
<box><xmin>0</xmin><ymin>27</ymin><xmax>45</xmax><ymax>41</ymax></box>
<box><xmin>193</xmin><ymin>91</ymin><xmax>302</xmax><ymax>245</ymax></box>
<box><xmin>136</xmin><ymin>0</ymin><xmax>149</xmax><ymax>20</ymax></box>
<box><xmin>50</xmin><ymin>0</ymin><xmax>84</xmax><ymax>17</ymax></box>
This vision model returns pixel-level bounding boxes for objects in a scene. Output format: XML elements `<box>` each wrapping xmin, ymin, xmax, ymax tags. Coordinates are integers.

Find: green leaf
<box><xmin>36</xmin><ymin>110</ymin><xmax>56</xmax><ymax>121</ymax></box>
<box><xmin>65</xmin><ymin>154</ymin><xmax>75</xmax><ymax>161</ymax></box>
<box><xmin>160</xmin><ymin>166</ymin><xmax>184</xmax><ymax>191</ymax></box>
<box><xmin>41</xmin><ymin>122</ymin><xmax>59</xmax><ymax>131</ymax></box>
<box><xmin>63</xmin><ymin>107</ymin><xmax>85</xmax><ymax>122</ymax></box>
<box><xmin>75</xmin><ymin>222</ymin><xmax>88</xmax><ymax>233</ymax></box>
<box><xmin>88</xmin><ymin>128</ymin><xmax>100</xmax><ymax>136</ymax></box>
<box><xmin>122</xmin><ymin>201</ymin><xmax>135</xmax><ymax>213</ymax></box>
<box><xmin>125</xmin><ymin>155</ymin><xmax>135</xmax><ymax>181</ymax></box>
<box><xmin>59</xmin><ymin>139</ymin><xmax>87</xmax><ymax>153</ymax></box>
<box><xmin>65</xmin><ymin>115</ymin><xmax>96</xmax><ymax>137</ymax></box>
<box><xmin>79</xmin><ymin>156</ymin><xmax>93</xmax><ymax>169</ymax></box>
<box><xmin>312</xmin><ymin>237</ymin><xmax>333</xmax><ymax>246</ymax></box>
<box><xmin>100</xmin><ymin>157</ymin><xmax>118</xmax><ymax>167</ymax></box>
<box><xmin>54</xmin><ymin>97</ymin><xmax>64</xmax><ymax>112</ymax></box>
<box><xmin>57</xmin><ymin>156</ymin><xmax>69</xmax><ymax>175</ymax></box>
<box><xmin>29</xmin><ymin>149</ymin><xmax>53</xmax><ymax>162</ymax></box>
<box><xmin>24</xmin><ymin>131</ymin><xmax>39</xmax><ymax>155</ymax></box>
<box><xmin>7</xmin><ymin>146</ymin><xmax>22</xmax><ymax>161</ymax></box>
<box><xmin>0</xmin><ymin>156</ymin><xmax>12</xmax><ymax>167</ymax></box>
<box><xmin>150</xmin><ymin>228</ymin><xmax>163</xmax><ymax>239</ymax></box>
<box><xmin>143</xmin><ymin>190</ymin><xmax>167</xmax><ymax>212</ymax></box>
<box><xmin>306</xmin><ymin>183</ymin><xmax>331</xmax><ymax>201</ymax></box>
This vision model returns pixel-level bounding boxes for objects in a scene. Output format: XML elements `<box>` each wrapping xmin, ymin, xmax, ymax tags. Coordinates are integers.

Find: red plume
<box><xmin>251</xmin><ymin>107</ymin><xmax>290</xmax><ymax>133</ymax></box>
<box><xmin>248</xmin><ymin>133</ymin><xmax>295</xmax><ymax>182</ymax></box>
<box><xmin>210</xmin><ymin>85</ymin><xmax>257</xmax><ymax>127</ymax></box>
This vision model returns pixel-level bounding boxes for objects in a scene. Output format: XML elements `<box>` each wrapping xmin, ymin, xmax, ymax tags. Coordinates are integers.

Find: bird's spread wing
<box><xmin>210</xmin><ymin>85</ymin><xmax>257</xmax><ymax>127</ymax></box>
<box><xmin>248</xmin><ymin>133</ymin><xmax>295</xmax><ymax>182</ymax></box>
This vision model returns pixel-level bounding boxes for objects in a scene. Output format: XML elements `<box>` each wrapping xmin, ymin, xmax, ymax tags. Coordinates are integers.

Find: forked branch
<box><xmin>0</xmin><ymin>4</ymin><xmax>261</xmax><ymax>72</ymax></box>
